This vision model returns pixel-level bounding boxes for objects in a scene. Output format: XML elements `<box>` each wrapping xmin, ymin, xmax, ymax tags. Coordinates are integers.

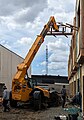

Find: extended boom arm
<box><xmin>12</xmin><ymin>16</ymin><xmax>58</xmax><ymax>83</ymax></box>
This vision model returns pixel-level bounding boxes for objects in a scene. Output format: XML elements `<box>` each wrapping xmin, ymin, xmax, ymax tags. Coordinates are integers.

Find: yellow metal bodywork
<box><xmin>12</xmin><ymin>16</ymin><xmax>59</xmax><ymax>102</ymax></box>
<box><xmin>35</xmin><ymin>86</ymin><xmax>50</xmax><ymax>98</ymax></box>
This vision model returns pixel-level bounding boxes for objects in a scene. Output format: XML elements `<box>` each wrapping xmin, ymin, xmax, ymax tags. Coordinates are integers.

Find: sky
<box><xmin>0</xmin><ymin>0</ymin><xmax>76</xmax><ymax>76</ymax></box>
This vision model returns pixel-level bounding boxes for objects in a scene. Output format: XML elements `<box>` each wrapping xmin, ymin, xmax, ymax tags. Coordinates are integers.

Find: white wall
<box><xmin>0</xmin><ymin>45</ymin><xmax>31</xmax><ymax>90</ymax></box>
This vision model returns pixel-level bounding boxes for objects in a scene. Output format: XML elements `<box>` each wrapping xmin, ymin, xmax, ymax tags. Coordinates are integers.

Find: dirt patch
<box><xmin>0</xmin><ymin>104</ymin><xmax>70</xmax><ymax>120</ymax></box>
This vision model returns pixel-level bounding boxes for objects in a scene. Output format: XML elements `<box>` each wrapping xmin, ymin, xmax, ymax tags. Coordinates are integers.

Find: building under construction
<box><xmin>68</xmin><ymin>0</ymin><xmax>84</xmax><ymax>116</ymax></box>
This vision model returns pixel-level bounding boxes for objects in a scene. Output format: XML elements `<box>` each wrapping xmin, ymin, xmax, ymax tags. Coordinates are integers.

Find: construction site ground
<box><xmin>0</xmin><ymin>103</ymin><xmax>82</xmax><ymax>120</ymax></box>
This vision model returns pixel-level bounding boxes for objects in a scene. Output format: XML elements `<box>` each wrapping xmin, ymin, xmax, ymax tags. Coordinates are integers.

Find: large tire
<box><xmin>10</xmin><ymin>99</ymin><xmax>17</xmax><ymax>108</ymax></box>
<box><xmin>9</xmin><ymin>92</ymin><xmax>17</xmax><ymax>108</ymax></box>
<box><xmin>33</xmin><ymin>91</ymin><xmax>41</xmax><ymax>111</ymax></box>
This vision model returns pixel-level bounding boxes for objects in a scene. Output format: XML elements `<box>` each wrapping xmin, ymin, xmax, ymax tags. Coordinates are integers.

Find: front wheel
<box><xmin>9</xmin><ymin>92</ymin><xmax>17</xmax><ymax>108</ymax></box>
<box><xmin>10</xmin><ymin>99</ymin><xmax>17</xmax><ymax>108</ymax></box>
<box><xmin>33</xmin><ymin>91</ymin><xmax>41</xmax><ymax>110</ymax></box>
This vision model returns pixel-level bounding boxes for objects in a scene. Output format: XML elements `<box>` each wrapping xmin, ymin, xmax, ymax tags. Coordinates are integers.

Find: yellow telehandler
<box><xmin>10</xmin><ymin>16</ymin><xmax>60</xmax><ymax>110</ymax></box>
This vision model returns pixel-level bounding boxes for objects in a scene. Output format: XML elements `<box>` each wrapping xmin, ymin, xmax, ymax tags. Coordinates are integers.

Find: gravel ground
<box><xmin>0</xmin><ymin>103</ymin><xmax>82</xmax><ymax>120</ymax></box>
<box><xmin>0</xmin><ymin>104</ymin><xmax>72</xmax><ymax>120</ymax></box>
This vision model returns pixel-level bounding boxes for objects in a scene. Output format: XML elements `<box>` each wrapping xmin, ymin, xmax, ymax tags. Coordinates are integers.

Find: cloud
<box><xmin>11</xmin><ymin>37</ymin><xmax>33</xmax><ymax>57</ymax></box>
<box><xmin>0</xmin><ymin>39</ymin><xmax>6</xmax><ymax>44</ymax></box>
<box><xmin>39</xmin><ymin>0</ymin><xmax>75</xmax><ymax>20</ymax></box>
<box><xmin>40</xmin><ymin>61</ymin><xmax>46</xmax><ymax>66</ymax></box>
<box><xmin>3</xmin><ymin>44</ymin><xmax>11</xmax><ymax>50</ymax></box>
<box><xmin>0</xmin><ymin>0</ymin><xmax>75</xmax><ymax>29</ymax></box>
<box><xmin>0</xmin><ymin>0</ymin><xmax>48</xmax><ymax>27</ymax></box>
<box><xmin>48</xmin><ymin>38</ymin><xmax>68</xmax><ymax>52</ymax></box>
<box><xmin>49</xmin><ymin>53</ymin><xmax>67</xmax><ymax>63</ymax></box>
<box><xmin>39</xmin><ymin>36</ymin><xmax>69</xmax><ymax>75</ymax></box>
<box><xmin>0</xmin><ymin>0</ymin><xmax>47</xmax><ymax>16</ymax></box>
<box><xmin>14</xmin><ymin>2</ymin><xmax>47</xmax><ymax>24</ymax></box>
<box><xmin>17</xmin><ymin>37</ymin><xmax>32</xmax><ymax>45</ymax></box>
<box><xmin>48</xmin><ymin>62</ymin><xmax>68</xmax><ymax>76</ymax></box>
<box><xmin>48</xmin><ymin>62</ymin><xmax>66</xmax><ymax>71</ymax></box>
<box><xmin>48</xmin><ymin>0</ymin><xmax>75</xmax><ymax>13</ymax></box>
<box><xmin>0</xmin><ymin>0</ymin><xmax>76</xmax><ymax>76</ymax></box>
<box><xmin>0</xmin><ymin>39</ymin><xmax>11</xmax><ymax>49</ymax></box>
<box><xmin>41</xmin><ymin>69</ymin><xmax>46</xmax><ymax>74</ymax></box>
